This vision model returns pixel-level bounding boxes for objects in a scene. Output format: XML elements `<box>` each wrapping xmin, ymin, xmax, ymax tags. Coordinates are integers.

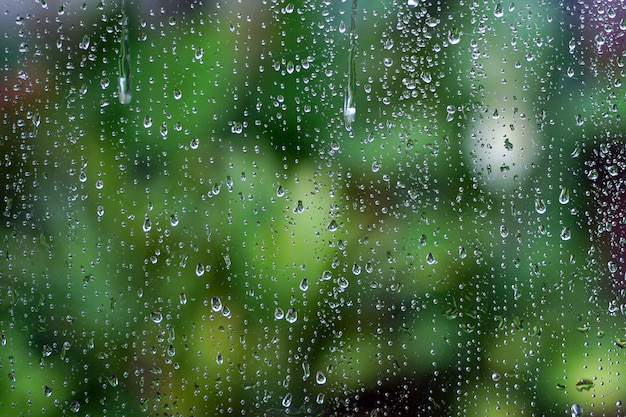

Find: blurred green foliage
<box><xmin>1</xmin><ymin>0</ymin><xmax>626</xmax><ymax>416</ymax></box>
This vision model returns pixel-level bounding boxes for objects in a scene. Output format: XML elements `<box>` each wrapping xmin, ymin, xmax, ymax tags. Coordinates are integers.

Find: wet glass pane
<box><xmin>1</xmin><ymin>0</ymin><xmax>625</xmax><ymax>415</ymax></box>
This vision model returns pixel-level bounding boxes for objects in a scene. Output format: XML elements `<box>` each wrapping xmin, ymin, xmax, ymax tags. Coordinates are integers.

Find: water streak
<box><xmin>343</xmin><ymin>0</ymin><xmax>357</xmax><ymax>127</ymax></box>
<box><xmin>118</xmin><ymin>0</ymin><xmax>132</xmax><ymax>104</ymax></box>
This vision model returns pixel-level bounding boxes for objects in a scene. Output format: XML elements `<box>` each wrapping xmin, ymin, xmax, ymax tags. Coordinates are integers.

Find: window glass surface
<box><xmin>1</xmin><ymin>0</ymin><xmax>625</xmax><ymax>416</ymax></box>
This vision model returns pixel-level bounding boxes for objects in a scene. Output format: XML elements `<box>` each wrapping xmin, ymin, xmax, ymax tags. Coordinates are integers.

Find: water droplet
<box><xmin>491</xmin><ymin>372</ymin><xmax>501</xmax><ymax>381</ymax></box>
<box><xmin>407</xmin><ymin>0</ymin><xmax>418</xmax><ymax>7</ymax></box>
<box><xmin>216</xmin><ymin>352</ymin><xmax>223</xmax><ymax>365</ymax></box>
<box><xmin>173</xmin><ymin>88</ymin><xmax>182</xmax><ymax>100</ymax></box>
<box><xmin>426</xmin><ymin>253</ymin><xmax>437</xmax><ymax>265</ymax></box>
<box><xmin>352</xmin><ymin>263</ymin><xmax>361</xmax><ymax>275</ymax></box>
<box><xmin>316</xmin><ymin>393</ymin><xmax>325</xmax><ymax>404</ymax></box>
<box><xmin>69</xmin><ymin>400</ymin><xmax>81</xmax><ymax>413</ymax></box>
<box><xmin>327</xmin><ymin>220</ymin><xmax>339</xmax><ymax>231</ymax></box>
<box><xmin>282</xmin><ymin>393</ymin><xmax>293</xmax><ymax>408</ymax></box>
<box><xmin>559</xmin><ymin>188</ymin><xmax>570</xmax><ymax>204</ymax></box>
<box><xmin>150</xmin><ymin>312</ymin><xmax>163</xmax><ymax>324</ymax></box>
<box><xmin>534</xmin><ymin>198</ymin><xmax>546</xmax><ymax>214</ymax></box>
<box><xmin>195</xmin><ymin>263</ymin><xmax>205</xmax><ymax>277</ymax></box>
<box><xmin>560</xmin><ymin>227</ymin><xmax>571</xmax><ymax>241</ymax></box>
<box><xmin>44</xmin><ymin>385</ymin><xmax>53</xmax><ymax>397</ymax></box>
<box><xmin>211</xmin><ymin>296</ymin><xmax>223</xmax><ymax>312</ymax></box>
<box><xmin>142</xmin><ymin>216</ymin><xmax>152</xmax><ymax>232</ymax></box>
<box><xmin>42</xmin><ymin>344</ymin><xmax>53</xmax><ymax>357</ymax></box>
<box><xmin>321</xmin><ymin>270</ymin><xmax>332</xmax><ymax>281</ymax></box>
<box><xmin>299</xmin><ymin>278</ymin><xmax>308</xmax><ymax>291</ymax></box>
<box><xmin>302</xmin><ymin>361</ymin><xmax>310</xmax><ymax>380</ymax></box>
<box><xmin>571</xmin><ymin>403</ymin><xmax>583</xmax><ymax>417</ymax></box>
<box><xmin>274</xmin><ymin>307</ymin><xmax>285</xmax><ymax>320</ymax></box>
<box><xmin>179</xmin><ymin>292</ymin><xmax>187</xmax><ymax>305</ymax></box>
<box><xmin>190</xmin><ymin>138</ymin><xmax>199</xmax><ymax>149</ymax></box>
<box><xmin>107</xmin><ymin>374</ymin><xmax>119</xmax><ymax>387</ymax></box>
<box><xmin>276</xmin><ymin>185</ymin><xmax>285</xmax><ymax>197</ymax></box>
<box><xmin>338</xmin><ymin>276</ymin><xmax>349</xmax><ymax>289</ymax></box>
<box><xmin>117</xmin><ymin>3</ymin><xmax>131</xmax><ymax>104</ymax></box>
<box><xmin>294</xmin><ymin>200</ymin><xmax>304</xmax><ymax>213</ymax></box>
<box><xmin>448</xmin><ymin>28</ymin><xmax>461</xmax><ymax>44</ymax></box>
<box><xmin>170</xmin><ymin>213</ymin><xmax>179</xmax><ymax>227</ymax></box>
<box><xmin>315</xmin><ymin>370</ymin><xmax>327</xmax><ymax>385</ymax></box>
<box><xmin>494</xmin><ymin>3</ymin><xmax>504</xmax><ymax>17</ymax></box>
<box><xmin>285</xmin><ymin>307</ymin><xmax>298</xmax><ymax>323</ymax></box>
<box><xmin>608</xmin><ymin>165</ymin><xmax>619</xmax><ymax>176</ymax></box>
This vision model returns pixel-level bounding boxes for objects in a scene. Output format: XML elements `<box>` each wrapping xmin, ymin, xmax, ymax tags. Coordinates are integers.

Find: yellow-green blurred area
<box><xmin>1</xmin><ymin>0</ymin><xmax>626</xmax><ymax>415</ymax></box>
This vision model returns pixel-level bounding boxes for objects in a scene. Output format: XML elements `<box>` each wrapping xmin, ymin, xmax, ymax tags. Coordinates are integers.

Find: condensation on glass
<box><xmin>1</xmin><ymin>1</ymin><xmax>625</xmax><ymax>416</ymax></box>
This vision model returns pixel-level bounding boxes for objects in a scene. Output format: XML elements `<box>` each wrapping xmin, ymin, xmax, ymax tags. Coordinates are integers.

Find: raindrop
<box><xmin>571</xmin><ymin>404</ymin><xmax>583</xmax><ymax>417</ymax></box>
<box><xmin>494</xmin><ymin>3</ymin><xmax>504</xmax><ymax>17</ymax></box>
<box><xmin>195</xmin><ymin>263</ymin><xmax>205</xmax><ymax>277</ymax></box>
<box><xmin>343</xmin><ymin>0</ymin><xmax>358</xmax><ymax>127</ymax></box>
<box><xmin>150</xmin><ymin>312</ymin><xmax>163</xmax><ymax>324</ymax></box>
<box><xmin>559</xmin><ymin>188</ymin><xmax>570</xmax><ymax>204</ymax></box>
<box><xmin>315</xmin><ymin>370</ymin><xmax>327</xmax><ymax>385</ymax></box>
<box><xmin>211</xmin><ymin>296</ymin><xmax>223</xmax><ymax>312</ymax></box>
<box><xmin>338</xmin><ymin>276</ymin><xmax>349</xmax><ymax>289</ymax></box>
<box><xmin>170</xmin><ymin>213</ymin><xmax>179</xmax><ymax>227</ymax></box>
<box><xmin>118</xmin><ymin>0</ymin><xmax>131</xmax><ymax>104</ymax></box>
<box><xmin>274</xmin><ymin>307</ymin><xmax>285</xmax><ymax>320</ymax></box>
<box><xmin>302</xmin><ymin>361</ymin><xmax>311</xmax><ymax>380</ymax></box>
<box><xmin>560</xmin><ymin>227</ymin><xmax>571</xmax><ymax>241</ymax></box>
<box><xmin>282</xmin><ymin>392</ymin><xmax>293</xmax><ymax>408</ymax></box>
<box><xmin>299</xmin><ymin>278</ymin><xmax>308</xmax><ymax>291</ymax></box>
<box><xmin>534</xmin><ymin>198</ymin><xmax>546</xmax><ymax>214</ymax></box>
<box><xmin>142</xmin><ymin>216</ymin><xmax>152</xmax><ymax>232</ymax></box>
<box><xmin>352</xmin><ymin>263</ymin><xmax>361</xmax><ymax>275</ymax></box>
<box><xmin>321</xmin><ymin>270</ymin><xmax>332</xmax><ymax>281</ymax></box>
<box><xmin>285</xmin><ymin>307</ymin><xmax>298</xmax><ymax>323</ymax></box>
<box><xmin>448</xmin><ymin>28</ymin><xmax>461</xmax><ymax>44</ymax></box>
<box><xmin>69</xmin><ymin>400</ymin><xmax>80</xmax><ymax>413</ymax></box>
<box><xmin>44</xmin><ymin>385</ymin><xmax>53</xmax><ymax>397</ymax></box>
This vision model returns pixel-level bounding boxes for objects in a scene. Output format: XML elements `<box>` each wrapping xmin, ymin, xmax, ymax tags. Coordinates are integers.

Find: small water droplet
<box><xmin>352</xmin><ymin>263</ymin><xmax>361</xmax><ymax>275</ymax></box>
<box><xmin>285</xmin><ymin>307</ymin><xmax>298</xmax><ymax>323</ymax></box>
<box><xmin>150</xmin><ymin>312</ymin><xmax>163</xmax><ymax>324</ymax></box>
<box><xmin>534</xmin><ymin>198</ymin><xmax>546</xmax><ymax>214</ymax></box>
<box><xmin>338</xmin><ymin>276</ymin><xmax>349</xmax><ymax>289</ymax></box>
<box><xmin>559</xmin><ymin>188</ymin><xmax>570</xmax><ymax>204</ymax></box>
<box><xmin>69</xmin><ymin>400</ymin><xmax>81</xmax><ymax>413</ymax></box>
<box><xmin>321</xmin><ymin>270</ymin><xmax>332</xmax><ymax>281</ymax></box>
<box><xmin>571</xmin><ymin>403</ymin><xmax>583</xmax><ymax>417</ymax></box>
<box><xmin>560</xmin><ymin>227</ymin><xmax>571</xmax><ymax>241</ymax></box>
<box><xmin>327</xmin><ymin>220</ymin><xmax>339</xmax><ymax>231</ymax></box>
<box><xmin>142</xmin><ymin>216</ymin><xmax>152</xmax><ymax>232</ymax></box>
<box><xmin>195</xmin><ymin>263</ymin><xmax>205</xmax><ymax>277</ymax></box>
<box><xmin>426</xmin><ymin>253</ymin><xmax>437</xmax><ymax>265</ymax></box>
<box><xmin>299</xmin><ymin>278</ymin><xmax>308</xmax><ymax>291</ymax></box>
<box><xmin>274</xmin><ymin>307</ymin><xmax>285</xmax><ymax>320</ymax></box>
<box><xmin>282</xmin><ymin>392</ymin><xmax>293</xmax><ymax>408</ymax></box>
<box><xmin>170</xmin><ymin>213</ymin><xmax>179</xmax><ymax>227</ymax></box>
<box><xmin>494</xmin><ymin>3</ymin><xmax>504</xmax><ymax>17</ymax></box>
<box><xmin>43</xmin><ymin>385</ymin><xmax>53</xmax><ymax>397</ymax></box>
<box><xmin>211</xmin><ymin>296</ymin><xmax>223</xmax><ymax>312</ymax></box>
<box><xmin>448</xmin><ymin>28</ymin><xmax>461</xmax><ymax>44</ymax></box>
<box><xmin>315</xmin><ymin>370</ymin><xmax>327</xmax><ymax>385</ymax></box>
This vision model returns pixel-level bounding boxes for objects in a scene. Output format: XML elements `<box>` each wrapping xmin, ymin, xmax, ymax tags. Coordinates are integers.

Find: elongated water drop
<box><xmin>343</xmin><ymin>0</ymin><xmax>357</xmax><ymax>127</ymax></box>
<box><xmin>118</xmin><ymin>0</ymin><xmax>132</xmax><ymax>104</ymax></box>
